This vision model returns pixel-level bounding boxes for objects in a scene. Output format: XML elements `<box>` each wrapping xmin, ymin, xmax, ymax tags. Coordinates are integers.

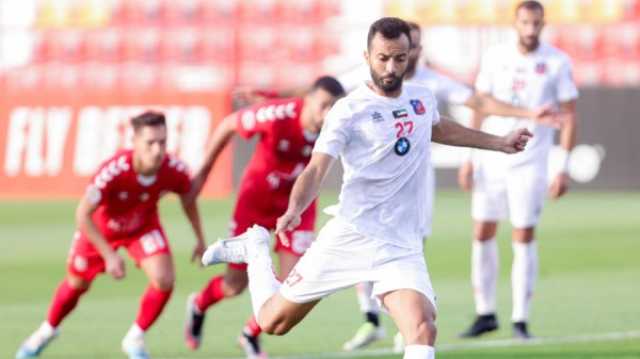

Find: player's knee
<box><xmin>151</xmin><ymin>272</ymin><xmax>175</xmax><ymax>291</ymax></box>
<box><xmin>259</xmin><ymin>317</ymin><xmax>292</xmax><ymax>336</ymax></box>
<box><xmin>66</xmin><ymin>275</ymin><xmax>91</xmax><ymax>291</ymax></box>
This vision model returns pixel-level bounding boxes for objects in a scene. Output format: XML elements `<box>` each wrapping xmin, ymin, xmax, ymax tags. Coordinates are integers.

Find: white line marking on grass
<box><xmin>162</xmin><ymin>330</ymin><xmax>640</xmax><ymax>359</ymax></box>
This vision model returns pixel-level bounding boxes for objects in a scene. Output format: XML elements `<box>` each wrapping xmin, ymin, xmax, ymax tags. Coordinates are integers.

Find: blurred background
<box><xmin>1</xmin><ymin>0</ymin><xmax>638</xmax><ymax>198</ymax></box>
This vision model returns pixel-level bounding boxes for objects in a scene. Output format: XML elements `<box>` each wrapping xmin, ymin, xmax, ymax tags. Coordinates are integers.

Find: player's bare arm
<box><xmin>457</xmin><ymin>109</ymin><xmax>486</xmax><ymax>192</ymax></box>
<box><xmin>75</xmin><ymin>194</ymin><xmax>125</xmax><ymax>279</ymax></box>
<box><xmin>275</xmin><ymin>153</ymin><xmax>335</xmax><ymax>240</ymax></box>
<box><xmin>549</xmin><ymin>99</ymin><xmax>577</xmax><ymax>199</ymax></box>
<box><xmin>432</xmin><ymin>117</ymin><xmax>533</xmax><ymax>154</ymax></box>
<box><xmin>465</xmin><ymin>93</ymin><xmax>559</xmax><ymax>127</ymax></box>
<box><xmin>187</xmin><ymin>113</ymin><xmax>239</xmax><ymax>201</ymax></box>
<box><xmin>180</xmin><ymin>193</ymin><xmax>207</xmax><ymax>264</ymax></box>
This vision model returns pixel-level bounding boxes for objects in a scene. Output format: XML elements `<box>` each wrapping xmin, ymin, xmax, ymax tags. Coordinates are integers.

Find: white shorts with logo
<box><xmin>472</xmin><ymin>159</ymin><xmax>548</xmax><ymax>228</ymax></box>
<box><xmin>280</xmin><ymin>217</ymin><xmax>437</xmax><ymax>311</ymax></box>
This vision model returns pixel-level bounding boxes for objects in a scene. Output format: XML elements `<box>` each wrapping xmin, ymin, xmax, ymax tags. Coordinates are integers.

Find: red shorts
<box><xmin>228</xmin><ymin>190</ymin><xmax>317</xmax><ymax>271</ymax></box>
<box><xmin>66</xmin><ymin>225</ymin><xmax>171</xmax><ymax>281</ymax></box>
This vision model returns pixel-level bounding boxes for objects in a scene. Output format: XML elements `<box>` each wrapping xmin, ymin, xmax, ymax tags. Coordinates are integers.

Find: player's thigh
<box><xmin>506</xmin><ymin>164</ymin><xmax>547</xmax><ymax>230</ymax></box>
<box><xmin>383</xmin><ymin>288</ymin><xmax>437</xmax><ymax>345</ymax></box>
<box><xmin>258</xmin><ymin>293</ymin><xmax>320</xmax><ymax>335</ymax></box>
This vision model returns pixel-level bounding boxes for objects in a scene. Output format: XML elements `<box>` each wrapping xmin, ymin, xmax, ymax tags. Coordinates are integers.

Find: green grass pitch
<box><xmin>1</xmin><ymin>191</ymin><xmax>639</xmax><ymax>358</ymax></box>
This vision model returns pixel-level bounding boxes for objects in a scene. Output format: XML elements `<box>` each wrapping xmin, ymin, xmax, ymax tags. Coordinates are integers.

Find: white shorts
<box><xmin>472</xmin><ymin>160</ymin><xmax>547</xmax><ymax>228</ymax></box>
<box><xmin>280</xmin><ymin>217</ymin><xmax>437</xmax><ymax>311</ymax></box>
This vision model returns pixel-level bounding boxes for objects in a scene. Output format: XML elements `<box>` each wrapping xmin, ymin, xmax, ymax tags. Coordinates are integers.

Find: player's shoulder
<box><xmin>254</xmin><ymin>97</ymin><xmax>302</xmax><ymax>121</ymax></box>
<box><xmin>539</xmin><ymin>42</ymin><xmax>573</xmax><ymax>66</ymax></box>
<box><xmin>162</xmin><ymin>154</ymin><xmax>190</xmax><ymax>176</ymax></box>
<box><xmin>404</xmin><ymin>82</ymin><xmax>438</xmax><ymax>105</ymax></box>
<box><xmin>92</xmin><ymin>150</ymin><xmax>133</xmax><ymax>189</ymax></box>
<box><xmin>483</xmin><ymin>42</ymin><xmax>512</xmax><ymax>59</ymax></box>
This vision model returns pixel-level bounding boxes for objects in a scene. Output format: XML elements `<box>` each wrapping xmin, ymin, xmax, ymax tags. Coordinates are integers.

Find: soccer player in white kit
<box><xmin>338</xmin><ymin>21</ymin><xmax>560</xmax><ymax>352</ymax></box>
<box><xmin>202</xmin><ymin>17</ymin><xmax>533</xmax><ymax>359</ymax></box>
<box><xmin>458</xmin><ymin>1</ymin><xmax>578</xmax><ymax>339</ymax></box>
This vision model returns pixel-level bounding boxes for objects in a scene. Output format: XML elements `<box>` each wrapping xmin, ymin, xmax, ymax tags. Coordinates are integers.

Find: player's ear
<box><xmin>363</xmin><ymin>50</ymin><xmax>370</xmax><ymax>64</ymax></box>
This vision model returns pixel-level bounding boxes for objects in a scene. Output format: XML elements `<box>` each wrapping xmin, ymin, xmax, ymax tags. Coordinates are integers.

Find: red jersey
<box><xmin>85</xmin><ymin>150</ymin><xmax>191</xmax><ymax>239</ymax></box>
<box><xmin>236</xmin><ymin>97</ymin><xmax>317</xmax><ymax>195</ymax></box>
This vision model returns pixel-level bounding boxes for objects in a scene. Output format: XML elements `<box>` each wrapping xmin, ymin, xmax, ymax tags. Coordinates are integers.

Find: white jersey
<box><xmin>338</xmin><ymin>64</ymin><xmax>472</xmax><ymax>105</ymax></box>
<box><xmin>475</xmin><ymin>42</ymin><xmax>579</xmax><ymax>166</ymax></box>
<box><xmin>313</xmin><ymin>83</ymin><xmax>440</xmax><ymax>250</ymax></box>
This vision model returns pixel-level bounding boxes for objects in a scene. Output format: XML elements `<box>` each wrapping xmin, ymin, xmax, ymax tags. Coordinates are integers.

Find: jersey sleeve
<box><xmin>475</xmin><ymin>48</ymin><xmax>495</xmax><ymax>94</ymax></box>
<box><xmin>428</xmin><ymin>91</ymin><xmax>442</xmax><ymax>126</ymax></box>
<box><xmin>166</xmin><ymin>156</ymin><xmax>192</xmax><ymax>194</ymax></box>
<box><xmin>313</xmin><ymin>100</ymin><xmax>352</xmax><ymax>159</ymax></box>
<box><xmin>432</xmin><ymin>72</ymin><xmax>473</xmax><ymax>105</ymax></box>
<box><xmin>555</xmin><ymin>57</ymin><xmax>579</xmax><ymax>103</ymax></box>
<box><xmin>85</xmin><ymin>154</ymin><xmax>130</xmax><ymax>206</ymax></box>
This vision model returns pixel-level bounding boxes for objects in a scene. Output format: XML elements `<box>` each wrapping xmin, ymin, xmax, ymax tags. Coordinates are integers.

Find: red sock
<box><xmin>195</xmin><ymin>276</ymin><xmax>226</xmax><ymax>312</ymax></box>
<box><xmin>47</xmin><ymin>280</ymin><xmax>88</xmax><ymax>327</ymax></box>
<box><xmin>135</xmin><ymin>285</ymin><xmax>173</xmax><ymax>331</ymax></box>
<box><xmin>243</xmin><ymin>315</ymin><xmax>262</xmax><ymax>337</ymax></box>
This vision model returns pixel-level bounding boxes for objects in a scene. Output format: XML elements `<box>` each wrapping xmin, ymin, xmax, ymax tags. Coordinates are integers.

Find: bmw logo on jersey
<box><xmin>394</xmin><ymin>137</ymin><xmax>411</xmax><ymax>156</ymax></box>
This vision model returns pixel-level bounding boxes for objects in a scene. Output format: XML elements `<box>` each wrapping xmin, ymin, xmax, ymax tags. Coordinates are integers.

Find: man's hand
<box><xmin>458</xmin><ymin>161</ymin><xmax>474</xmax><ymax>192</ymax></box>
<box><xmin>549</xmin><ymin>172</ymin><xmax>570</xmax><ymax>199</ymax></box>
<box><xmin>275</xmin><ymin>211</ymin><xmax>301</xmax><ymax>243</ymax></box>
<box><xmin>191</xmin><ymin>241</ymin><xmax>206</xmax><ymax>265</ymax></box>
<box><xmin>105</xmin><ymin>252</ymin><xmax>125</xmax><ymax>279</ymax></box>
<box><xmin>501</xmin><ymin>128</ymin><xmax>533</xmax><ymax>154</ymax></box>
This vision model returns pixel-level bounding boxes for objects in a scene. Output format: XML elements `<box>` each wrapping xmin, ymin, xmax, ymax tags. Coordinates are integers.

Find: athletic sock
<box><xmin>195</xmin><ymin>275</ymin><xmax>225</xmax><ymax>312</ymax></box>
<box><xmin>243</xmin><ymin>315</ymin><xmax>262</xmax><ymax>337</ymax></box>
<box><xmin>47</xmin><ymin>279</ymin><xmax>88</xmax><ymax>327</ymax></box>
<box><xmin>246</xmin><ymin>250</ymin><xmax>281</xmax><ymax>319</ymax></box>
<box><xmin>366</xmin><ymin>311</ymin><xmax>380</xmax><ymax>327</ymax></box>
<box><xmin>356</xmin><ymin>282</ymin><xmax>380</xmax><ymax>320</ymax></box>
<box><xmin>135</xmin><ymin>285</ymin><xmax>173</xmax><ymax>331</ymax></box>
<box><xmin>403</xmin><ymin>344</ymin><xmax>435</xmax><ymax>359</ymax></box>
<box><xmin>511</xmin><ymin>240</ymin><xmax>538</xmax><ymax>322</ymax></box>
<box><xmin>471</xmin><ymin>238</ymin><xmax>498</xmax><ymax>315</ymax></box>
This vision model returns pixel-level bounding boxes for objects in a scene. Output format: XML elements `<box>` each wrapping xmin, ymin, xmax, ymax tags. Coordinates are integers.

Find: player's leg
<box><xmin>121</xmin><ymin>228</ymin><xmax>173</xmax><ymax>358</ymax></box>
<box><xmin>461</xmin><ymin>162</ymin><xmax>506</xmax><ymax>338</ymax></box>
<box><xmin>16</xmin><ymin>232</ymin><xmax>101</xmax><ymax>358</ymax></box>
<box><xmin>507</xmin><ymin>164</ymin><xmax>545</xmax><ymax>339</ymax></box>
<box><xmin>384</xmin><ymin>289</ymin><xmax>437</xmax><ymax>358</ymax></box>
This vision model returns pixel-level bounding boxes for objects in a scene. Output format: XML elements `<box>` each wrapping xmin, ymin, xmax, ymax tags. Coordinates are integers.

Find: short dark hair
<box><xmin>311</xmin><ymin>75</ymin><xmax>345</xmax><ymax>97</ymax></box>
<box><xmin>516</xmin><ymin>0</ymin><xmax>544</xmax><ymax>16</ymax></box>
<box><xmin>407</xmin><ymin>21</ymin><xmax>421</xmax><ymax>33</ymax></box>
<box><xmin>131</xmin><ymin>111</ymin><xmax>166</xmax><ymax>132</ymax></box>
<box><xmin>367</xmin><ymin>17</ymin><xmax>412</xmax><ymax>50</ymax></box>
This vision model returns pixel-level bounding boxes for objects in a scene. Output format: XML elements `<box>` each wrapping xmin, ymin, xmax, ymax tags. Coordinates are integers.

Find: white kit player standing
<box><xmin>201</xmin><ymin>17</ymin><xmax>533</xmax><ymax>359</ymax></box>
<box><xmin>458</xmin><ymin>0</ymin><xmax>578</xmax><ymax>339</ymax></box>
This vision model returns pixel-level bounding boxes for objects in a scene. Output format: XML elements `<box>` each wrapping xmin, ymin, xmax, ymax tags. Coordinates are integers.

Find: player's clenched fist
<box><xmin>275</xmin><ymin>211</ymin><xmax>301</xmax><ymax>242</ymax></box>
<box><xmin>105</xmin><ymin>252</ymin><xmax>126</xmax><ymax>279</ymax></box>
<box><xmin>501</xmin><ymin>128</ymin><xmax>533</xmax><ymax>154</ymax></box>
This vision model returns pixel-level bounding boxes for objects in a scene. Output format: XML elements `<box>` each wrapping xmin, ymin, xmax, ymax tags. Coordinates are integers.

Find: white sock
<box><xmin>511</xmin><ymin>240</ymin><xmax>538</xmax><ymax>322</ymax></box>
<box><xmin>124</xmin><ymin>323</ymin><xmax>144</xmax><ymax>342</ymax></box>
<box><xmin>471</xmin><ymin>238</ymin><xmax>498</xmax><ymax>315</ymax></box>
<box><xmin>247</xmin><ymin>251</ymin><xmax>281</xmax><ymax>318</ymax></box>
<box><xmin>356</xmin><ymin>282</ymin><xmax>379</xmax><ymax>314</ymax></box>
<box><xmin>403</xmin><ymin>344</ymin><xmax>435</xmax><ymax>359</ymax></box>
<box><xmin>24</xmin><ymin>322</ymin><xmax>57</xmax><ymax>349</ymax></box>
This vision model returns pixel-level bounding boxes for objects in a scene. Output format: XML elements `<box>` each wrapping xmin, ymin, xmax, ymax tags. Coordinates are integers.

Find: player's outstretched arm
<box><xmin>549</xmin><ymin>99</ymin><xmax>578</xmax><ymax>199</ymax></box>
<box><xmin>457</xmin><ymin>109</ymin><xmax>486</xmax><ymax>192</ymax></box>
<box><xmin>465</xmin><ymin>93</ymin><xmax>558</xmax><ymax>126</ymax></box>
<box><xmin>275</xmin><ymin>153</ymin><xmax>335</xmax><ymax>240</ymax></box>
<box><xmin>432</xmin><ymin>117</ymin><xmax>533</xmax><ymax>154</ymax></box>
<box><xmin>75</xmin><ymin>194</ymin><xmax>125</xmax><ymax>279</ymax></box>
<box><xmin>186</xmin><ymin>113</ymin><xmax>238</xmax><ymax>202</ymax></box>
<box><xmin>179</xmin><ymin>194</ymin><xmax>206</xmax><ymax>264</ymax></box>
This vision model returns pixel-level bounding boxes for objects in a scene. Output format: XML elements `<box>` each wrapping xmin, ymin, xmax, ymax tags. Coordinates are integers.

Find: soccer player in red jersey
<box><xmin>16</xmin><ymin>112</ymin><xmax>206</xmax><ymax>359</ymax></box>
<box><xmin>183</xmin><ymin>76</ymin><xmax>345</xmax><ymax>358</ymax></box>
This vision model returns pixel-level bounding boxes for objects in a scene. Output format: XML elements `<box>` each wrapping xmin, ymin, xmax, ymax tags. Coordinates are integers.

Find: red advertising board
<box><xmin>0</xmin><ymin>89</ymin><xmax>232</xmax><ymax>199</ymax></box>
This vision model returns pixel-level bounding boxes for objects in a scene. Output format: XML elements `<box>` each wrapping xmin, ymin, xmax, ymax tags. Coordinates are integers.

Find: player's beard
<box><xmin>519</xmin><ymin>35</ymin><xmax>540</xmax><ymax>52</ymax></box>
<box><xmin>370</xmin><ymin>69</ymin><xmax>405</xmax><ymax>95</ymax></box>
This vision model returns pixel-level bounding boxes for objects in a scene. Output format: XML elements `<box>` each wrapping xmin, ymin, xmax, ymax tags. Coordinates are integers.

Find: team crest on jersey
<box><xmin>371</xmin><ymin>111</ymin><xmax>384</xmax><ymax>122</ymax></box>
<box><xmin>394</xmin><ymin>137</ymin><xmax>411</xmax><ymax>156</ymax></box>
<box><xmin>392</xmin><ymin>109</ymin><xmax>408</xmax><ymax>119</ymax></box>
<box><xmin>410</xmin><ymin>99</ymin><xmax>425</xmax><ymax>115</ymax></box>
<box><xmin>535</xmin><ymin>62</ymin><xmax>547</xmax><ymax>74</ymax></box>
